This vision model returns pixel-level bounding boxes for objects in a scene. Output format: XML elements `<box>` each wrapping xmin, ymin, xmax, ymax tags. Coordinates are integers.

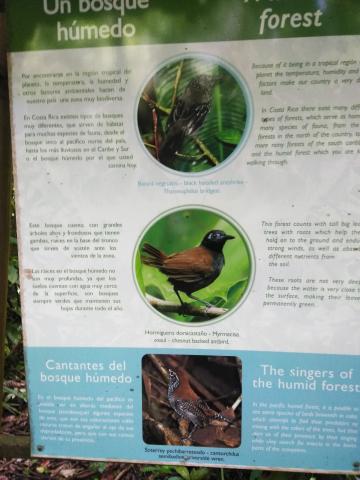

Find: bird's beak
<box><xmin>225</xmin><ymin>235</ymin><xmax>235</xmax><ymax>240</ymax></box>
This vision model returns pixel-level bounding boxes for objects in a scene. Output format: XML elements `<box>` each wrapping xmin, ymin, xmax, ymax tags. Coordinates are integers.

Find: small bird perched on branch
<box><xmin>158</xmin><ymin>74</ymin><xmax>219</xmax><ymax>166</ymax></box>
<box><xmin>167</xmin><ymin>368</ymin><xmax>233</xmax><ymax>440</ymax></box>
<box><xmin>141</xmin><ymin>230</ymin><xmax>234</xmax><ymax>308</ymax></box>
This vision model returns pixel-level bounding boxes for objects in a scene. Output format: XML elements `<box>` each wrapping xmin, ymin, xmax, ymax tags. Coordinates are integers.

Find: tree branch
<box><xmin>194</xmin><ymin>137</ymin><xmax>219</xmax><ymax>165</ymax></box>
<box><xmin>145</xmin><ymin>294</ymin><xmax>227</xmax><ymax>319</ymax></box>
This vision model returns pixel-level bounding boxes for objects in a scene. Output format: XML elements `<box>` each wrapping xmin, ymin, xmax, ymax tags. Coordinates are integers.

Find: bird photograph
<box><xmin>142</xmin><ymin>354</ymin><xmax>242</xmax><ymax>447</ymax></box>
<box><xmin>135</xmin><ymin>208</ymin><xmax>252</xmax><ymax>323</ymax></box>
<box><xmin>137</xmin><ymin>56</ymin><xmax>248</xmax><ymax>173</ymax></box>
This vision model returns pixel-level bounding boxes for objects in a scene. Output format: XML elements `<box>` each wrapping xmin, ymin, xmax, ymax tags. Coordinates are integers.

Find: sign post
<box><xmin>7</xmin><ymin>0</ymin><xmax>360</xmax><ymax>472</ymax></box>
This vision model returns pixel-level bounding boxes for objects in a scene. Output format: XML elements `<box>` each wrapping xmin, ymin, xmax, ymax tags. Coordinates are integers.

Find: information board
<box><xmin>7</xmin><ymin>0</ymin><xmax>360</xmax><ymax>472</ymax></box>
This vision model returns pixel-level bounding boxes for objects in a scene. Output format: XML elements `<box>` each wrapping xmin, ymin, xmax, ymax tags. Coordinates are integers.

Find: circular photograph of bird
<box><xmin>137</xmin><ymin>56</ymin><xmax>249</xmax><ymax>173</ymax></box>
<box><xmin>134</xmin><ymin>208</ymin><xmax>253</xmax><ymax>324</ymax></box>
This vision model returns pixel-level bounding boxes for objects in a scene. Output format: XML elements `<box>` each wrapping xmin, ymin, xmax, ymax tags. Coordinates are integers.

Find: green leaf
<box><xmin>190</xmin><ymin>467</ymin><xmax>211</xmax><ymax>480</ymax></box>
<box><xmin>36</xmin><ymin>466</ymin><xmax>47</xmax><ymax>474</ymax></box>
<box><xmin>135</xmin><ymin>250</ymin><xmax>145</xmax><ymax>293</ymax></box>
<box><xmin>145</xmin><ymin>284</ymin><xmax>165</xmax><ymax>300</ymax></box>
<box><xmin>8</xmin><ymin>263</ymin><xmax>18</xmax><ymax>284</ymax></box>
<box><xmin>141</xmin><ymin>465</ymin><xmax>175</xmax><ymax>474</ymax></box>
<box><xmin>89</xmin><ymin>462</ymin><xmax>107</xmax><ymax>473</ymax></box>
<box><xmin>205</xmin><ymin>295</ymin><xmax>226</xmax><ymax>307</ymax></box>
<box><xmin>213</xmin><ymin>81</ymin><xmax>224</xmax><ymax>162</ymax></box>
<box><xmin>250</xmin><ymin>471</ymin><xmax>265</xmax><ymax>480</ymax></box>
<box><xmin>226</xmin><ymin>279</ymin><xmax>248</xmax><ymax>309</ymax></box>
<box><xmin>267</xmin><ymin>473</ymin><xmax>292</xmax><ymax>480</ymax></box>
<box><xmin>217</xmin><ymin>129</ymin><xmax>242</xmax><ymax>145</ymax></box>
<box><xmin>174</xmin><ymin>466</ymin><xmax>191</xmax><ymax>480</ymax></box>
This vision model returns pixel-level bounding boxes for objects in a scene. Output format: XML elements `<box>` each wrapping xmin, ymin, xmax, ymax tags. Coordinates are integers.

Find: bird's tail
<box><xmin>196</xmin><ymin>400</ymin><xmax>234</xmax><ymax>424</ymax></box>
<box><xmin>141</xmin><ymin>243</ymin><xmax>167</xmax><ymax>268</ymax></box>
<box><xmin>211</xmin><ymin>411</ymin><xmax>234</xmax><ymax>424</ymax></box>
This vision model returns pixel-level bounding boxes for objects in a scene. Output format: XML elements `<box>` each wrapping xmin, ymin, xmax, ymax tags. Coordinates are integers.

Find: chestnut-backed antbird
<box><xmin>141</xmin><ymin>230</ymin><xmax>234</xmax><ymax>308</ymax></box>
<box><xmin>158</xmin><ymin>74</ymin><xmax>219</xmax><ymax>166</ymax></box>
<box><xmin>168</xmin><ymin>369</ymin><xmax>233</xmax><ymax>440</ymax></box>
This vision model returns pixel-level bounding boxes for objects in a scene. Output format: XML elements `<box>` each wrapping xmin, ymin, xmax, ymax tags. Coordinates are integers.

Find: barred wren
<box><xmin>167</xmin><ymin>368</ymin><xmax>233</xmax><ymax>440</ymax></box>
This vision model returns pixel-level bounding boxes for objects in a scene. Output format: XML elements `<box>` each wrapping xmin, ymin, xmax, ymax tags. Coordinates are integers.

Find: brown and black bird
<box><xmin>141</xmin><ymin>230</ymin><xmax>234</xmax><ymax>308</ymax></box>
<box><xmin>168</xmin><ymin>368</ymin><xmax>233</xmax><ymax>440</ymax></box>
<box><xmin>158</xmin><ymin>74</ymin><xmax>219</xmax><ymax>166</ymax></box>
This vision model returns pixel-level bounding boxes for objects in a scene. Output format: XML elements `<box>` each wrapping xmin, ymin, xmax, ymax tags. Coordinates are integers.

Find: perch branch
<box><xmin>171</xmin><ymin>59</ymin><xmax>184</xmax><ymax>108</ymax></box>
<box><xmin>142</xmin><ymin>92</ymin><xmax>170</xmax><ymax>115</ymax></box>
<box><xmin>175</xmin><ymin>151</ymin><xmax>205</xmax><ymax>161</ymax></box>
<box><xmin>152</xmin><ymin>107</ymin><xmax>160</xmax><ymax>158</ymax></box>
<box><xmin>194</xmin><ymin>138</ymin><xmax>219</xmax><ymax>165</ymax></box>
<box><xmin>143</xmin><ymin>410</ymin><xmax>182</xmax><ymax>445</ymax></box>
<box><xmin>143</xmin><ymin>141</ymin><xmax>156</xmax><ymax>150</ymax></box>
<box><xmin>147</xmin><ymin>371</ymin><xmax>168</xmax><ymax>388</ymax></box>
<box><xmin>146</xmin><ymin>294</ymin><xmax>227</xmax><ymax>319</ymax></box>
<box><xmin>114</xmin><ymin>466</ymin><xmax>132</xmax><ymax>480</ymax></box>
<box><xmin>231</xmin><ymin>394</ymin><xmax>242</xmax><ymax>412</ymax></box>
<box><xmin>149</xmin><ymin>354</ymin><xmax>168</xmax><ymax>382</ymax></box>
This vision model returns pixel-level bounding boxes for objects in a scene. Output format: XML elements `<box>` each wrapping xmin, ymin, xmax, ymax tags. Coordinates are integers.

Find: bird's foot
<box><xmin>181</xmin><ymin>430</ymin><xmax>196</xmax><ymax>443</ymax></box>
<box><xmin>179</xmin><ymin>302</ymin><xmax>191</xmax><ymax>316</ymax></box>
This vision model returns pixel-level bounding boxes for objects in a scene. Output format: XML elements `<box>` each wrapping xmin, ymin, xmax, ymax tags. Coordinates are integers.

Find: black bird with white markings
<box><xmin>159</xmin><ymin>74</ymin><xmax>219</xmax><ymax>166</ymax></box>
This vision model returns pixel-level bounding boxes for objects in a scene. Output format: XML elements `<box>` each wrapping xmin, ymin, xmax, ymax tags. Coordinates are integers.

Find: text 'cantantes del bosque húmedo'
<box><xmin>42</xmin><ymin>0</ymin><xmax>150</xmax><ymax>41</ymax></box>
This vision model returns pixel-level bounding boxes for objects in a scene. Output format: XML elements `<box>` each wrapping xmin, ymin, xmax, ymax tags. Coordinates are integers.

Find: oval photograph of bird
<box><xmin>136</xmin><ymin>208</ymin><xmax>253</xmax><ymax>323</ymax></box>
<box><xmin>141</xmin><ymin>230</ymin><xmax>234</xmax><ymax>308</ymax></box>
<box><xmin>137</xmin><ymin>56</ymin><xmax>248</xmax><ymax>173</ymax></box>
